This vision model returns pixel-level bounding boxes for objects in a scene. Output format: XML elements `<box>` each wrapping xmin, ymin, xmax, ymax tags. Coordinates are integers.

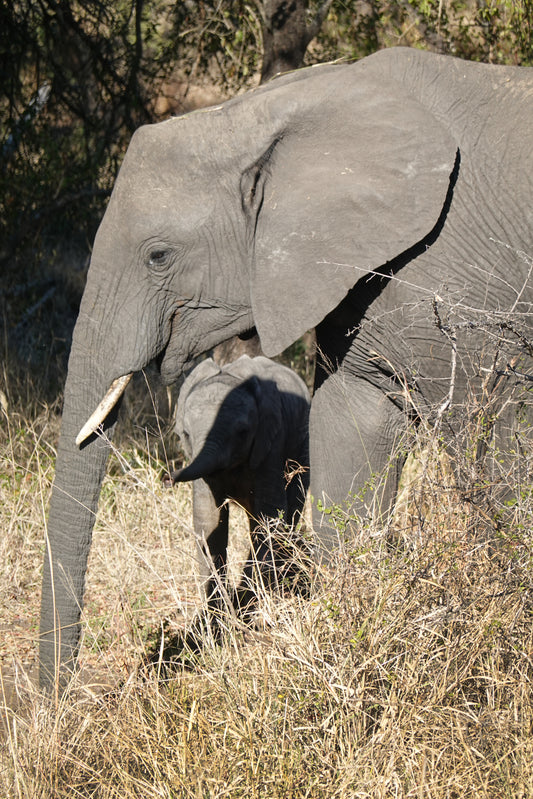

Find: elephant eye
<box><xmin>147</xmin><ymin>249</ymin><xmax>172</xmax><ymax>270</ymax></box>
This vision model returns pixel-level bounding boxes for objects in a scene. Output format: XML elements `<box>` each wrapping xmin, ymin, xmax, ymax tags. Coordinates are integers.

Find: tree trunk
<box><xmin>260</xmin><ymin>0</ymin><xmax>333</xmax><ymax>82</ymax></box>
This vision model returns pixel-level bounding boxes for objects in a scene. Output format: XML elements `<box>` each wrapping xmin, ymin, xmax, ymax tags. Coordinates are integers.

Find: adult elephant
<box><xmin>40</xmin><ymin>47</ymin><xmax>533</xmax><ymax>688</ymax></box>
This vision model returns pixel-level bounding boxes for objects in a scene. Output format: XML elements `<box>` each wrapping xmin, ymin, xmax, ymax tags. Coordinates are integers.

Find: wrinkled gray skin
<box><xmin>168</xmin><ymin>355</ymin><xmax>310</xmax><ymax>615</ymax></box>
<box><xmin>40</xmin><ymin>47</ymin><xmax>533</xmax><ymax>688</ymax></box>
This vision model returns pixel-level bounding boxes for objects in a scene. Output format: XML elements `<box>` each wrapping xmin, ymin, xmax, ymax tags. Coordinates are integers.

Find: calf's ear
<box><xmin>246</xmin><ymin>376</ymin><xmax>282</xmax><ymax>471</ymax></box>
<box><xmin>175</xmin><ymin>358</ymin><xmax>221</xmax><ymax>434</ymax></box>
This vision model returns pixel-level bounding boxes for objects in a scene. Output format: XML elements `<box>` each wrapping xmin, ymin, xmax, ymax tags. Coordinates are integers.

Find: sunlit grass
<box><xmin>2</xmin><ymin>369</ymin><xmax>533</xmax><ymax>798</ymax></box>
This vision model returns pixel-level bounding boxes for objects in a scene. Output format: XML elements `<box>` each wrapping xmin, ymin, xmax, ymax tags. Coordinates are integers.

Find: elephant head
<box><xmin>169</xmin><ymin>357</ymin><xmax>283</xmax><ymax>484</ymax></box>
<box><xmin>41</xmin><ymin>47</ymin><xmax>460</xmax><ymax>687</ymax></box>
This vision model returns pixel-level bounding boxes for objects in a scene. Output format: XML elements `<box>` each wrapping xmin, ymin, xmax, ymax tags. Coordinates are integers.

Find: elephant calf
<box><xmin>167</xmin><ymin>355</ymin><xmax>311</xmax><ymax>618</ymax></box>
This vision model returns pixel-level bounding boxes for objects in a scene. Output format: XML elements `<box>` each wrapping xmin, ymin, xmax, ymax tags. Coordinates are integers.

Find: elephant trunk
<box><xmin>39</xmin><ymin>302</ymin><xmax>127</xmax><ymax>690</ymax></box>
<box><xmin>170</xmin><ymin>447</ymin><xmax>224</xmax><ymax>484</ymax></box>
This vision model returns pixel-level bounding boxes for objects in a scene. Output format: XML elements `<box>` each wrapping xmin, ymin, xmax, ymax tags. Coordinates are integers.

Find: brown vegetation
<box><xmin>2</xmin><ymin>370</ymin><xmax>533</xmax><ymax>796</ymax></box>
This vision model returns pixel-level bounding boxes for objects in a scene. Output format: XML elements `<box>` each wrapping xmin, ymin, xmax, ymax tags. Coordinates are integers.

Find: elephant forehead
<box><xmin>110</xmin><ymin>126</ymin><xmax>218</xmax><ymax>227</ymax></box>
<box><xmin>189</xmin><ymin>379</ymin><xmax>252</xmax><ymax>415</ymax></box>
<box><xmin>122</xmin><ymin>118</ymin><xmax>220</xmax><ymax>187</ymax></box>
<box><xmin>106</xmin><ymin>172</ymin><xmax>215</xmax><ymax>241</ymax></box>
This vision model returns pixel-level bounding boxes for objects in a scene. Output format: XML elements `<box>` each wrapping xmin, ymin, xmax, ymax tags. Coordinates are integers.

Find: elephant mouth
<box><xmin>76</xmin><ymin>302</ymin><xmax>255</xmax><ymax>446</ymax></box>
<box><xmin>76</xmin><ymin>373</ymin><xmax>133</xmax><ymax>446</ymax></box>
<box><xmin>76</xmin><ymin>307</ymin><xmax>183</xmax><ymax>446</ymax></box>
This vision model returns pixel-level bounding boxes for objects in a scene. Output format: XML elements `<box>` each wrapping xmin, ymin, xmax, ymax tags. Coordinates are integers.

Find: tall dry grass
<box><xmin>1</xmin><ymin>358</ymin><xmax>533</xmax><ymax>798</ymax></box>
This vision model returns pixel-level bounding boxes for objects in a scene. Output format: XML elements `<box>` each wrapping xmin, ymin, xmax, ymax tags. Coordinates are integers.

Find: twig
<box><xmin>432</xmin><ymin>295</ymin><xmax>457</xmax><ymax>425</ymax></box>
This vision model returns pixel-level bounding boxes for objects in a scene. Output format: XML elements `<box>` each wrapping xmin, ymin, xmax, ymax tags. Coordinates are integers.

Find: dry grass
<box><xmin>1</xmin><ymin>373</ymin><xmax>533</xmax><ymax>798</ymax></box>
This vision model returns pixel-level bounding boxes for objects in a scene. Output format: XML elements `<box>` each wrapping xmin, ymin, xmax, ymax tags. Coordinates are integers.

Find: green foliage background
<box><xmin>1</xmin><ymin>0</ymin><xmax>532</xmax><ymax>398</ymax></box>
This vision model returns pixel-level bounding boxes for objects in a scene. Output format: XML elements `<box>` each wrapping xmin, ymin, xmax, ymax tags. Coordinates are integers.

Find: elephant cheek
<box><xmin>159</xmin><ymin>351</ymin><xmax>187</xmax><ymax>385</ymax></box>
<box><xmin>155</xmin><ymin>313</ymin><xmax>191</xmax><ymax>384</ymax></box>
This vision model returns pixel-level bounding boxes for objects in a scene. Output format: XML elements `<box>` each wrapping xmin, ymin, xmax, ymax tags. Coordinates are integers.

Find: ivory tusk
<box><xmin>76</xmin><ymin>373</ymin><xmax>133</xmax><ymax>446</ymax></box>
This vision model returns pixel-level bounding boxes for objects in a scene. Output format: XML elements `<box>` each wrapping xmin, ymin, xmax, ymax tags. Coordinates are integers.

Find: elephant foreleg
<box><xmin>235</xmin><ymin>515</ymin><xmax>275</xmax><ymax>616</ymax></box>
<box><xmin>192</xmin><ymin>479</ymin><xmax>230</xmax><ymax>623</ymax></box>
<box><xmin>237</xmin><ymin>468</ymin><xmax>309</xmax><ymax>611</ymax></box>
<box><xmin>310</xmin><ymin>371</ymin><xmax>407</xmax><ymax>554</ymax></box>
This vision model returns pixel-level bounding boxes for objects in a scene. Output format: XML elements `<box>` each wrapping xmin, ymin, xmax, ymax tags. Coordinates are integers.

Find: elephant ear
<box><xmin>240</xmin><ymin>59</ymin><xmax>458</xmax><ymax>356</ymax></box>
<box><xmin>175</xmin><ymin>358</ymin><xmax>221</xmax><ymax>435</ymax></box>
<box><xmin>224</xmin><ymin>357</ymin><xmax>283</xmax><ymax>470</ymax></box>
<box><xmin>246</xmin><ymin>376</ymin><xmax>282</xmax><ymax>471</ymax></box>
